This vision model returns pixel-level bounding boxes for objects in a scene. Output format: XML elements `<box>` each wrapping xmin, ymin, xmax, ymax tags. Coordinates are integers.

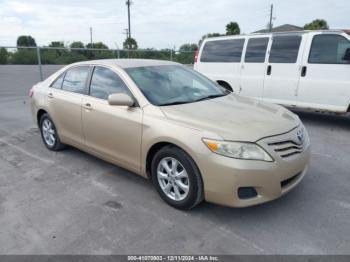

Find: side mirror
<box><xmin>108</xmin><ymin>93</ymin><xmax>134</xmax><ymax>107</ymax></box>
<box><xmin>343</xmin><ymin>48</ymin><xmax>350</xmax><ymax>61</ymax></box>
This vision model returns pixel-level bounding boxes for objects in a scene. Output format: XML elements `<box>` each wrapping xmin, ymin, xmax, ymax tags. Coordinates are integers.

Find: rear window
<box><xmin>244</xmin><ymin>37</ymin><xmax>269</xmax><ymax>63</ymax></box>
<box><xmin>200</xmin><ymin>39</ymin><xmax>245</xmax><ymax>63</ymax></box>
<box><xmin>269</xmin><ymin>35</ymin><xmax>302</xmax><ymax>63</ymax></box>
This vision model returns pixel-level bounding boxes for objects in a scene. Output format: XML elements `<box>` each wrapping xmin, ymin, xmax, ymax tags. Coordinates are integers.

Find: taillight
<box><xmin>29</xmin><ymin>87</ymin><xmax>34</xmax><ymax>98</ymax></box>
<box><xmin>194</xmin><ymin>49</ymin><xmax>199</xmax><ymax>63</ymax></box>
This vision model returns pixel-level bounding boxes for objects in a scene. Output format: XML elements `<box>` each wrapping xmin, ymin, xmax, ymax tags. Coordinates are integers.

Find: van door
<box><xmin>239</xmin><ymin>36</ymin><xmax>270</xmax><ymax>99</ymax></box>
<box><xmin>262</xmin><ymin>34</ymin><xmax>307</xmax><ymax>106</ymax></box>
<box><xmin>297</xmin><ymin>33</ymin><xmax>350</xmax><ymax>112</ymax></box>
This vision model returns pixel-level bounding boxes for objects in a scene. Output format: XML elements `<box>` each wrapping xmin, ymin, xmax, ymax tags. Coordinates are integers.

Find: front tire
<box><xmin>39</xmin><ymin>113</ymin><xmax>65</xmax><ymax>151</ymax></box>
<box><xmin>151</xmin><ymin>146</ymin><xmax>204</xmax><ymax>210</ymax></box>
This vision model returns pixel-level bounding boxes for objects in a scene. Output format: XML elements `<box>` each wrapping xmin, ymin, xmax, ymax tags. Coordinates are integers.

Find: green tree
<box><xmin>16</xmin><ymin>35</ymin><xmax>37</xmax><ymax>47</ymax></box>
<box><xmin>0</xmin><ymin>48</ymin><xmax>8</xmax><ymax>64</ymax></box>
<box><xmin>123</xmin><ymin>37</ymin><xmax>138</xmax><ymax>50</ymax></box>
<box><xmin>11</xmin><ymin>49</ymin><xmax>37</xmax><ymax>64</ymax></box>
<box><xmin>70</xmin><ymin>41</ymin><xmax>85</xmax><ymax>49</ymax></box>
<box><xmin>135</xmin><ymin>48</ymin><xmax>169</xmax><ymax>60</ymax></box>
<box><xmin>226</xmin><ymin>22</ymin><xmax>240</xmax><ymax>35</ymax></box>
<box><xmin>85</xmin><ymin>42</ymin><xmax>112</xmax><ymax>59</ymax></box>
<box><xmin>86</xmin><ymin>42</ymin><xmax>109</xmax><ymax>49</ymax></box>
<box><xmin>41</xmin><ymin>41</ymin><xmax>66</xmax><ymax>64</ymax></box>
<box><xmin>55</xmin><ymin>52</ymin><xmax>88</xmax><ymax>64</ymax></box>
<box><xmin>69</xmin><ymin>41</ymin><xmax>86</xmax><ymax>57</ymax></box>
<box><xmin>179</xmin><ymin>43</ymin><xmax>198</xmax><ymax>52</ymax></box>
<box><xmin>49</xmin><ymin>41</ymin><xmax>65</xmax><ymax>48</ymax></box>
<box><xmin>176</xmin><ymin>43</ymin><xmax>198</xmax><ymax>64</ymax></box>
<box><xmin>304</xmin><ymin>19</ymin><xmax>329</xmax><ymax>30</ymax></box>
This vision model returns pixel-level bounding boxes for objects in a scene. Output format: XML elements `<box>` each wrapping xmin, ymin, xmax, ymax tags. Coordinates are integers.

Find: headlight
<box><xmin>202</xmin><ymin>139</ymin><xmax>273</xmax><ymax>162</ymax></box>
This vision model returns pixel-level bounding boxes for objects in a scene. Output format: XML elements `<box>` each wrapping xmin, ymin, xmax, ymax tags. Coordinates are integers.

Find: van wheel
<box><xmin>151</xmin><ymin>146</ymin><xmax>204</xmax><ymax>210</ymax></box>
<box><xmin>39</xmin><ymin>113</ymin><xmax>65</xmax><ymax>151</ymax></box>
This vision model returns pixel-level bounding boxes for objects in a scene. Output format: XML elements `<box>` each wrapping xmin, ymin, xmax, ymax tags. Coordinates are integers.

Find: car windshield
<box><xmin>125</xmin><ymin>65</ymin><xmax>229</xmax><ymax>106</ymax></box>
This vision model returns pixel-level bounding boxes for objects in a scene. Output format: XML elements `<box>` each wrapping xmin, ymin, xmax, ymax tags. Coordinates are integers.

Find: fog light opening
<box><xmin>238</xmin><ymin>187</ymin><xmax>258</xmax><ymax>199</ymax></box>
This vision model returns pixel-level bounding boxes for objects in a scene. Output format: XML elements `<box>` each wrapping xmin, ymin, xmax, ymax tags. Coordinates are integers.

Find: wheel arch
<box><xmin>36</xmin><ymin>108</ymin><xmax>48</xmax><ymax>126</ymax></box>
<box><xmin>145</xmin><ymin>141</ymin><xmax>199</xmax><ymax>180</ymax></box>
<box><xmin>216</xmin><ymin>80</ymin><xmax>233</xmax><ymax>92</ymax></box>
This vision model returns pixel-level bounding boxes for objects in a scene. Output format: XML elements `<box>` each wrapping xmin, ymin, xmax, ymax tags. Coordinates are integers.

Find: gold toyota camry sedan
<box><xmin>29</xmin><ymin>59</ymin><xmax>310</xmax><ymax>209</ymax></box>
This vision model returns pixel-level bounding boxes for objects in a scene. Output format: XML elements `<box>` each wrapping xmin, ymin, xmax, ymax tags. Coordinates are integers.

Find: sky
<box><xmin>0</xmin><ymin>0</ymin><xmax>349</xmax><ymax>49</ymax></box>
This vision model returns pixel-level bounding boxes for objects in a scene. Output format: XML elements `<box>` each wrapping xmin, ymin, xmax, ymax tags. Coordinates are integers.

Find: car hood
<box><xmin>160</xmin><ymin>94</ymin><xmax>300</xmax><ymax>142</ymax></box>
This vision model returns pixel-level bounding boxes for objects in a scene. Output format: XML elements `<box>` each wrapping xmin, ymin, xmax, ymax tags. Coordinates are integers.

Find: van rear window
<box><xmin>200</xmin><ymin>39</ymin><xmax>245</xmax><ymax>63</ymax></box>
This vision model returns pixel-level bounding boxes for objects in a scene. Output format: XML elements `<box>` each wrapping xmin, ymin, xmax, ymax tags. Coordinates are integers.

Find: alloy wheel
<box><xmin>157</xmin><ymin>157</ymin><xmax>190</xmax><ymax>201</ymax></box>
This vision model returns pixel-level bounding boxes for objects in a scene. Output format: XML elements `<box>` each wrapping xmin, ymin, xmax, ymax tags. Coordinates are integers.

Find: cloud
<box><xmin>8</xmin><ymin>1</ymin><xmax>35</xmax><ymax>13</ymax></box>
<box><xmin>0</xmin><ymin>0</ymin><xmax>349</xmax><ymax>48</ymax></box>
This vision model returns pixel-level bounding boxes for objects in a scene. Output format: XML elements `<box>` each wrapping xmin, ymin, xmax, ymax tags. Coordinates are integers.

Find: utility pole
<box><xmin>90</xmin><ymin>27</ymin><xmax>93</xmax><ymax>46</ymax></box>
<box><xmin>123</xmin><ymin>28</ymin><xmax>129</xmax><ymax>41</ymax></box>
<box><xmin>123</xmin><ymin>28</ymin><xmax>130</xmax><ymax>57</ymax></box>
<box><xmin>126</xmin><ymin>0</ymin><xmax>132</xmax><ymax>38</ymax></box>
<box><xmin>269</xmin><ymin>4</ymin><xmax>273</xmax><ymax>32</ymax></box>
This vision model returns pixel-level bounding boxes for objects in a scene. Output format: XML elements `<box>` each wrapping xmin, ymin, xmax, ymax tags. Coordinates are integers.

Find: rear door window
<box><xmin>244</xmin><ymin>37</ymin><xmax>269</xmax><ymax>63</ymax></box>
<box><xmin>62</xmin><ymin>66</ymin><xmax>90</xmax><ymax>94</ymax></box>
<box><xmin>308</xmin><ymin>34</ymin><xmax>350</xmax><ymax>64</ymax></box>
<box><xmin>200</xmin><ymin>39</ymin><xmax>245</xmax><ymax>63</ymax></box>
<box><xmin>269</xmin><ymin>35</ymin><xmax>302</xmax><ymax>63</ymax></box>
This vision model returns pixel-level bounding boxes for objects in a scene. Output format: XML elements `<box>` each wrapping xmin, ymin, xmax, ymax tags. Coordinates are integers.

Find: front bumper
<box><xmin>196</xmin><ymin>130</ymin><xmax>311</xmax><ymax>207</ymax></box>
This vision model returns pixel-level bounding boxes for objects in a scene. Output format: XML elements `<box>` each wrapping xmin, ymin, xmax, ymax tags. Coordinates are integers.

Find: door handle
<box><xmin>301</xmin><ymin>66</ymin><xmax>307</xmax><ymax>77</ymax></box>
<box><xmin>47</xmin><ymin>93</ymin><xmax>54</xmax><ymax>99</ymax></box>
<box><xmin>267</xmin><ymin>65</ymin><xmax>272</xmax><ymax>75</ymax></box>
<box><xmin>83</xmin><ymin>103</ymin><xmax>92</xmax><ymax>110</ymax></box>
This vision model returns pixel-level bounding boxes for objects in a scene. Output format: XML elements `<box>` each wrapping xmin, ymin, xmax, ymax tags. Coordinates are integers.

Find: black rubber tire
<box><xmin>39</xmin><ymin>113</ymin><xmax>65</xmax><ymax>151</ymax></box>
<box><xmin>151</xmin><ymin>145</ymin><xmax>204</xmax><ymax>210</ymax></box>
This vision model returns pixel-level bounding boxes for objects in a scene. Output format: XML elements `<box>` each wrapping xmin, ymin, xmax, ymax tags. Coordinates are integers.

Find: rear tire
<box><xmin>39</xmin><ymin>113</ymin><xmax>65</xmax><ymax>151</ymax></box>
<box><xmin>151</xmin><ymin>145</ymin><xmax>204</xmax><ymax>210</ymax></box>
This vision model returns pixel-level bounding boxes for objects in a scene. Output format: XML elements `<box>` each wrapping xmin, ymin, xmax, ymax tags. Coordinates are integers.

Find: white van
<box><xmin>194</xmin><ymin>30</ymin><xmax>350</xmax><ymax>114</ymax></box>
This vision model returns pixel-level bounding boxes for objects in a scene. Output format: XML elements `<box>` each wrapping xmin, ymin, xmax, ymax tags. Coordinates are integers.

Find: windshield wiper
<box><xmin>194</xmin><ymin>94</ymin><xmax>226</xmax><ymax>102</ymax></box>
<box><xmin>159</xmin><ymin>93</ymin><xmax>228</xmax><ymax>106</ymax></box>
<box><xmin>159</xmin><ymin>100</ymin><xmax>191</xmax><ymax>106</ymax></box>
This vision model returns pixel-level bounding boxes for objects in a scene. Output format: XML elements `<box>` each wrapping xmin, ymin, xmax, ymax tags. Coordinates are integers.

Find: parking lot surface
<box><xmin>0</xmin><ymin>65</ymin><xmax>350</xmax><ymax>254</ymax></box>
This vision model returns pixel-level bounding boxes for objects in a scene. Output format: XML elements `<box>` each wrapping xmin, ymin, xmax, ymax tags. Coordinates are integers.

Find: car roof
<box><xmin>73</xmin><ymin>59</ymin><xmax>179</xmax><ymax>69</ymax></box>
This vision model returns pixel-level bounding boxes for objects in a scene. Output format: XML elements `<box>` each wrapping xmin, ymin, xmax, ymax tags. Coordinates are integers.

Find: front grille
<box><xmin>268</xmin><ymin>140</ymin><xmax>304</xmax><ymax>158</ymax></box>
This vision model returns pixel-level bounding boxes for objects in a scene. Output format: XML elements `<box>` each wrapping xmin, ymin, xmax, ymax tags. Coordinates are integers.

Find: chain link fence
<box><xmin>0</xmin><ymin>46</ymin><xmax>196</xmax><ymax>81</ymax></box>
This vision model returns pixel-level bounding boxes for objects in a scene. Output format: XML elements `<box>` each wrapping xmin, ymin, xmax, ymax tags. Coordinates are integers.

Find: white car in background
<box><xmin>194</xmin><ymin>30</ymin><xmax>350</xmax><ymax>114</ymax></box>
